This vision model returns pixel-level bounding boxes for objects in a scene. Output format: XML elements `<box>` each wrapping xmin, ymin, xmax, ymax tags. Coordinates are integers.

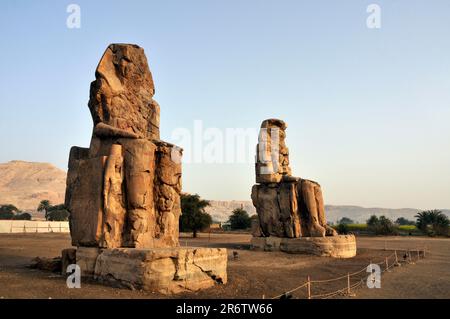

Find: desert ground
<box><xmin>0</xmin><ymin>232</ymin><xmax>448</xmax><ymax>299</ymax></box>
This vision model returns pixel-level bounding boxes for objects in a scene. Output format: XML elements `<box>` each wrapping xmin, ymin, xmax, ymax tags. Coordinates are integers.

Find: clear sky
<box><xmin>1</xmin><ymin>0</ymin><xmax>449</xmax><ymax>209</ymax></box>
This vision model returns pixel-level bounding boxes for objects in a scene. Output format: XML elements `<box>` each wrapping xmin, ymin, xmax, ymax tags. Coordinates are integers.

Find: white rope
<box><xmin>270</xmin><ymin>248</ymin><xmax>424</xmax><ymax>299</ymax></box>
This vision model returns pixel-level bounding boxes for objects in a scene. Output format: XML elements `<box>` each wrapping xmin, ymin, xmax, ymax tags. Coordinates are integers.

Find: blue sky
<box><xmin>1</xmin><ymin>1</ymin><xmax>449</xmax><ymax>209</ymax></box>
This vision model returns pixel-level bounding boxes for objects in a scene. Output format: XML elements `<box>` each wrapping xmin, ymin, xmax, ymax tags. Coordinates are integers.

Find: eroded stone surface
<box><xmin>65</xmin><ymin>44</ymin><xmax>183</xmax><ymax>249</ymax></box>
<box><xmin>88</xmin><ymin>44</ymin><xmax>160</xmax><ymax>140</ymax></box>
<box><xmin>76</xmin><ymin>247</ymin><xmax>101</xmax><ymax>277</ymax></box>
<box><xmin>252</xmin><ymin>119</ymin><xmax>341</xmax><ymax>246</ymax></box>
<box><xmin>94</xmin><ymin>247</ymin><xmax>227</xmax><ymax>294</ymax></box>
<box><xmin>251</xmin><ymin>235</ymin><xmax>357</xmax><ymax>258</ymax></box>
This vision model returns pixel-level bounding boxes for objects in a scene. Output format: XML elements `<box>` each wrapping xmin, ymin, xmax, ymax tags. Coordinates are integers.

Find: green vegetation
<box><xmin>0</xmin><ymin>204</ymin><xmax>32</xmax><ymax>220</ymax></box>
<box><xmin>228</xmin><ymin>208</ymin><xmax>251</xmax><ymax>230</ymax></box>
<box><xmin>36</xmin><ymin>200</ymin><xmax>70</xmax><ymax>221</ymax></box>
<box><xmin>336</xmin><ymin>223</ymin><xmax>349</xmax><ymax>235</ymax></box>
<box><xmin>333</xmin><ymin>211</ymin><xmax>449</xmax><ymax>237</ymax></box>
<box><xmin>337</xmin><ymin>217</ymin><xmax>354</xmax><ymax>225</ymax></box>
<box><xmin>366</xmin><ymin>215</ymin><xmax>397</xmax><ymax>235</ymax></box>
<box><xmin>415</xmin><ymin>210</ymin><xmax>449</xmax><ymax>237</ymax></box>
<box><xmin>395</xmin><ymin>217</ymin><xmax>415</xmax><ymax>226</ymax></box>
<box><xmin>180</xmin><ymin>193</ymin><xmax>212</xmax><ymax>238</ymax></box>
<box><xmin>46</xmin><ymin>204</ymin><xmax>70</xmax><ymax>221</ymax></box>
<box><xmin>37</xmin><ymin>200</ymin><xmax>51</xmax><ymax>220</ymax></box>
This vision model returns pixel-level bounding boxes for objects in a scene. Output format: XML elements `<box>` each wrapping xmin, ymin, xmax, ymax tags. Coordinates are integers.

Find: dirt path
<box><xmin>0</xmin><ymin>233</ymin><xmax>448</xmax><ymax>299</ymax></box>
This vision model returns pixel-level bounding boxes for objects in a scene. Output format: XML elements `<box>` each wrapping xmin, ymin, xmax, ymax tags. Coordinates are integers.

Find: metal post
<box><xmin>417</xmin><ymin>249</ymin><xmax>420</xmax><ymax>260</ymax></box>
<box><xmin>395</xmin><ymin>250</ymin><xmax>398</xmax><ymax>264</ymax></box>
<box><xmin>307</xmin><ymin>276</ymin><xmax>311</xmax><ymax>299</ymax></box>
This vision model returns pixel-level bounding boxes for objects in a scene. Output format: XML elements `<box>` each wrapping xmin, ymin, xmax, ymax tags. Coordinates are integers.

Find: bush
<box><xmin>337</xmin><ymin>217</ymin><xmax>354</xmax><ymax>225</ymax></box>
<box><xmin>395</xmin><ymin>217</ymin><xmax>415</xmax><ymax>226</ymax></box>
<box><xmin>0</xmin><ymin>204</ymin><xmax>20</xmax><ymax>219</ymax></box>
<box><xmin>228</xmin><ymin>208</ymin><xmax>251</xmax><ymax>230</ymax></box>
<box><xmin>12</xmin><ymin>212</ymin><xmax>32</xmax><ymax>220</ymax></box>
<box><xmin>336</xmin><ymin>223</ymin><xmax>349</xmax><ymax>235</ymax></box>
<box><xmin>46</xmin><ymin>204</ymin><xmax>70</xmax><ymax>221</ymax></box>
<box><xmin>366</xmin><ymin>215</ymin><xmax>397</xmax><ymax>235</ymax></box>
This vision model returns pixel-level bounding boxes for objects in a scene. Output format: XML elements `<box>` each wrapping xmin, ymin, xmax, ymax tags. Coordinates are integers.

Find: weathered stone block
<box><xmin>77</xmin><ymin>247</ymin><xmax>101</xmax><ymax>276</ymax></box>
<box><xmin>251</xmin><ymin>235</ymin><xmax>357</xmax><ymax>258</ymax></box>
<box><xmin>61</xmin><ymin>248</ymin><xmax>76</xmax><ymax>275</ymax></box>
<box><xmin>66</xmin><ymin>157</ymin><xmax>106</xmax><ymax>247</ymax></box>
<box><xmin>94</xmin><ymin>247</ymin><xmax>227</xmax><ymax>294</ymax></box>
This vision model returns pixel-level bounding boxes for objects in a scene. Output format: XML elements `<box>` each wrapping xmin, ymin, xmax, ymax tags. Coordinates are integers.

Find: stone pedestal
<box><xmin>66</xmin><ymin>246</ymin><xmax>228</xmax><ymax>294</ymax></box>
<box><xmin>251</xmin><ymin>235</ymin><xmax>356</xmax><ymax>258</ymax></box>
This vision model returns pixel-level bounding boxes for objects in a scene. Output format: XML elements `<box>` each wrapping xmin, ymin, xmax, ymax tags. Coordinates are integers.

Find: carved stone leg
<box><xmin>101</xmin><ymin>144</ymin><xmax>126</xmax><ymax>248</ymax></box>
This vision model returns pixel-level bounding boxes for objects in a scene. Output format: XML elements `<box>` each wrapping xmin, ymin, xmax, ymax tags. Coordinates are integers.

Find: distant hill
<box><xmin>0</xmin><ymin>161</ymin><xmax>66</xmax><ymax>211</ymax></box>
<box><xmin>205</xmin><ymin>200</ymin><xmax>257</xmax><ymax>222</ymax></box>
<box><xmin>1</xmin><ymin>160</ymin><xmax>449</xmax><ymax>223</ymax></box>
<box><xmin>205</xmin><ymin>201</ymin><xmax>450</xmax><ymax>223</ymax></box>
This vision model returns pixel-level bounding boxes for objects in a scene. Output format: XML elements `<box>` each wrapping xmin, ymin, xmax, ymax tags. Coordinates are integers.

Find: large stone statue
<box><xmin>251</xmin><ymin>119</ymin><xmax>356</xmax><ymax>258</ymax></box>
<box><xmin>65</xmin><ymin>44</ymin><xmax>181</xmax><ymax>249</ymax></box>
<box><xmin>63</xmin><ymin>44</ymin><xmax>227</xmax><ymax>293</ymax></box>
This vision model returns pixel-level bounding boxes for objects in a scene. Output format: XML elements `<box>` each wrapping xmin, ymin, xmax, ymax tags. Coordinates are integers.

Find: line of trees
<box><xmin>0</xmin><ymin>204</ymin><xmax>32</xmax><ymax>220</ymax></box>
<box><xmin>0</xmin><ymin>200</ymin><xmax>70</xmax><ymax>221</ymax></box>
<box><xmin>179</xmin><ymin>194</ymin><xmax>253</xmax><ymax>237</ymax></box>
<box><xmin>335</xmin><ymin>209</ymin><xmax>449</xmax><ymax>237</ymax></box>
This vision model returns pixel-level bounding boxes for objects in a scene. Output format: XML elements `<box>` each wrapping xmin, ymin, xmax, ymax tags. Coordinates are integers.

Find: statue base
<box><xmin>64</xmin><ymin>247</ymin><xmax>228</xmax><ymax>294</ymax></box>
<box><xmin>251</xmin><ymin>235</ymin><xmax>356</xmax><ymax>258</ymax></box>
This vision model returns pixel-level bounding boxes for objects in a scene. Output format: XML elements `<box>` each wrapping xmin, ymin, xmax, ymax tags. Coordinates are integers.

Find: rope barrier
<box><xmin>310</xmin><ymin>273</ymin><xmax>348</xmax><ymax>283</ymax></box>
<box><xmin>270</xmin><ymin>248</ymin><xmax>426</xmax><ymax>299</ymax></box>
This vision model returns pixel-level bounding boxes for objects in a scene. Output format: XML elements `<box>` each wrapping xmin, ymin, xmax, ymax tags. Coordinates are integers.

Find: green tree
<box><xmin>367</xmin><ymin>215</ymin><xmax>396</xmax><ymax>235</ymax></box>
<box><xmin>228</xmin><ymin>208</ymin><xmax>251</xmax><ymax>230</ymax></box>
<box><xmin>395</xmin><ymin>217</ymin><xmax>415</xmax><ymax>226</ymax></box>
<box><xmin>367</xmin><ymin>215</ymin><xmax>379</xmax><ymax>227</ymax></box>
<box><xmin>37</xmin><ymin>200</ymin><xmax>51</xmax><ymax>220</ymax></box>
<box><xmin>336</xmin><ymin>223</ymin><xmax>349</xmax><ymax>235</ymax></box>
<box><xmin>415</xmin><ymin>210</ymin><xmax>449</xmax><ymax>236</ymax></box>
<box><xmin>12</xmin><ymin>212</ymin><xmax>32</xmax><ymax>220</ymax></box>
<box><xmin>338</xmin><ymin>217</ymin><xmax>354</xmax><ymax>225</ymax></box>
<box><xmin>180</xmin><ymin>194</ymin><xmax>212</xmax><ymax>238</ymax></box>
<box><xmin>47</xmin><ymin>204</ymin><xmax>70</xmax><ymax>221</ymax></box>
<box><xmin>0</xmin><ymin>204</ymin><xmax>20</xmax><ymax>220</ymax></box>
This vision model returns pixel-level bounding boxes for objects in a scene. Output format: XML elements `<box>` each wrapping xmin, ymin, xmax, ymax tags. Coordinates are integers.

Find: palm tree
<box><xmin>37</xmin><ymin>200</ymin><xmax>51</xmax><ymax>220</ymax></box>
<box><xmin>415</xmin><ymin>210</ymin><xmax>449</xmax><ymax>236</ymax></box>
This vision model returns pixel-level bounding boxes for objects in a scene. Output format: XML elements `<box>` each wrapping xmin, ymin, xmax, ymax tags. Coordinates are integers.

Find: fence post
<box><xmin>385</xmin><ymin>257</ymin><xmax>390</xmax><ymax>272</ymax></box>
<box><xmin>408</xmin><ymin>250</ymin><xmax>414</xmax><ymax>264</ymax></box>
<box><xmin>307</xmin><ymin>276</ymin><xmax>311</xmax><ymax>299</ymax></box>
<box><xmin>417</xmin><ymin>249</ymin><xmax>420</xmax><ymax>260</ymax></box>
<box><xmin>423</xmin><ymin>248</ymin><xmax>426</xmax><ymax>258</ymax></box>
<box><xmin>347</xmin><ymin>273</ymin><xmax>351</xmax><ymax>295</ymax></box>
<box><xmin>395</xmin><ymin>250</ymin><xmax>398</xmax><ymax>265</ymax></box>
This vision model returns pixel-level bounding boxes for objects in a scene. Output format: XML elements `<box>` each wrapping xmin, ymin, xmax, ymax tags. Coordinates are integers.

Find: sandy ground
<box><xmin>0</xmin><ymin>232</ymin><xmax>448</xmax><ymax>299</ymax></box>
